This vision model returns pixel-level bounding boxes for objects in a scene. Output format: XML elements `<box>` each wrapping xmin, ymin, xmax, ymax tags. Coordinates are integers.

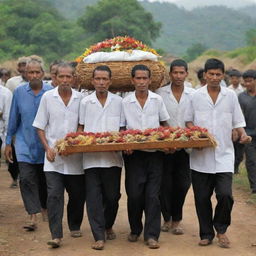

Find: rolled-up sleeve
<box><xmin>32</xmin><ymin>94</ymin><xmax>48</xmax><ymax>130</ymax></box>
<box><xmin>6</xmin><ymin>92</ymin><xmax>20</xmax><ymax>145</ymax></box>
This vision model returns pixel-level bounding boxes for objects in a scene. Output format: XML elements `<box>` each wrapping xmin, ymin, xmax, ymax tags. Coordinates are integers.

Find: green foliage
<box><xmin>0</xmin><ymin>0</ymin><xmax>87</xmax><ymax>63</ymax></box>
<box><xmin>246</xmin><ymin>29</ymin><xmax>256</xmax><ymax>46</ymax></box>
<box><xmin>78</xmin><ymin>0</ymin><xmax>161</xmax><ymax>45</ymax></box>
<box><xmin>225</xmin><ymin>46</ymin><xmax>256</xmax><ymax>63</ymax></box>
<box><xmin>183</xmin><ymin>43</ymin><xmax>208</xmax><ymax>62</ymax></box>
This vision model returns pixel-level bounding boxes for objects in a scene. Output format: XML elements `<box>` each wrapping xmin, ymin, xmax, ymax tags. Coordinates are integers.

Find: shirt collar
<box><xmin>129</xmin><ymin>90</ymin><xmax>157</xmax><ymax>103</ymax></box>
<box><xmin>90</xmin><ymin>91</ymin><xmax>113</xmax><ymax>104</ymax></box>
<box><xmin>202</xmin><ymin>84</ymin><xmax>228</xmax><ymax>96</ymax></box>
<box><xmin>53</xmin><ymin>86</ymin><xmax>79</xmax><ymax>99</ymax></box>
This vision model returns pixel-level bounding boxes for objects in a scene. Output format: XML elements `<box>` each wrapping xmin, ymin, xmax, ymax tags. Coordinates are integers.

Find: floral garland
<box><xmin>75</xmin><ymin>36</ymin><xmax>159</xmax><ymax>63</ymax></box>
<box><xmin>56</xmin><ymin>126</ymin><xmax>217</xmax><ymax>153</ymax></box>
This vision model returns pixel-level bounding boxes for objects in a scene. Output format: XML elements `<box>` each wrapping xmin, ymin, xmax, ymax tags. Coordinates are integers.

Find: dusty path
<box><xmin>0</xmin><ymin>159</ymin><xmax>256</xmax><ymax>256</ymax></box>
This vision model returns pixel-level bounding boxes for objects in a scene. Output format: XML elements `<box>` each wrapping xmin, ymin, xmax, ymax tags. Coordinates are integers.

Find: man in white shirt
<box><xmin>185</xmin><ymin>58</ymin><xmax>251</xmax><ymax>248</ymax></box>
<box><xmin>122</xmin><ymin>64</ymin><xmax>170</xmax><ymax>249</ymax></box>
<box><xmin>78</xmin><ymin>65</ymin><xmax>123</xmax><ymax>250</ymax></box>
<box><xmin>156</xmin><ymin>59</ymin><xmax>194</xmax><ymax>235</ymax></box>
<box><xmin>33</xmin><ymin>62</ymin><xmax>85</xmax><ymax>248</ymax></box>
<box><xmin>0</xmin><ymin>85</ymin><xmax>12</xmax><ymax>156</ymax></box>
<box><xmin>5</xmin><ymin>57</ymin><xmax>30</xmax><ymax>92</ymax></box>
<box><xmin>228</xmin><ymin>69</ymin><xmax>244</xmax><ymax>96</ymax></box>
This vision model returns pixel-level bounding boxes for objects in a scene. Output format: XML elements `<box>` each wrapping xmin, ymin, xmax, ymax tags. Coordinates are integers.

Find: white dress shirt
<box><xmin>185</xmin><ymin>85</ymin><xmax>246</xmax><ymax>174</ymax></box>
<box><xmin>156</xmin><ymin>84</ymin><xmax>195</xmax><ymax>127</ymax></box>
<box><xmin>5</xmin><ymin>75</ymin><xmax>26</xmax><ymax>93</ymax></box>
<box><xmin>228</xmin><ymin>84</ymin><xmax>244</xmax><ymax>96</ymax></box>
<box><xmin>79</xmin><ymin>91</ymin><xmax>124</xmax><ymax>169</ymax></box>
<box><xmin>121</xmin><ymin>91</ymin><xmax>170</xmax><ymax>130</ymax></box>
<box><xmin>33</xmin><ymin>87</ymin><xmax>83</xmax><ymax>175</ymax></box>
<box><xmin>0</xmin><ymin>85</ymin><xmax>12</xmax><ymax>141</ymax></box>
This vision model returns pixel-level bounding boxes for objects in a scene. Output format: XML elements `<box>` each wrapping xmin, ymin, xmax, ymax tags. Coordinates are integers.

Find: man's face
<box><xmin>17</xmin><ymin>63</ymin><xmax>27</xmax><ymax>80</ymax></box>
<box><xmin>230</xmin><ymin>76</ymin><xmax>240</xmax><ymax>87</ymax></box>
<box><xmin>50</xmin><ymin>64</ymin><xmax>58</xmax><ymax>87</ymax></box>
<box><xmin>169</xmin><ymin>66</ymin><xmax>188</xmax><ymax>86</ymax></box>
<box><xmin>92</xmin><ymin>70</ymin><xmax>111</xmax><ymax>94</ymax></box>
<box><xmin>56</xmin><ymin>67</ymin><xmax>74</xmax><ymax>89</ymax></box>
<box><xmin>243</xmin><ymin>77</ymin><xmax>256</xmax><ymax>91</ymax></box>
<box><xmin>131</xmin><ymin>70</ymin><xmax>151</xmax><ymax>93</ymax></box>
<box><xmin>204</xmin><ymin>69</ymin><xmax>224</xmax><ymax>88</ymax></box>
<box><xmin>26</xmin><ymin>64</ymin><xmax>44</xmax><ymax>87</ymax></box>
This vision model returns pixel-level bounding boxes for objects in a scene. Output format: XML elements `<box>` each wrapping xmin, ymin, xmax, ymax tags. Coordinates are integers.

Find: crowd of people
<box><xmin>0</xmin><ymin>55</ymin><xmax>255</xmax><ymax>251</ymax></box>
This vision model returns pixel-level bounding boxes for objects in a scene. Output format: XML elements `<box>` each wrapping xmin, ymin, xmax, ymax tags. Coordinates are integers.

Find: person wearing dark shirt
<box><xmin>238</xmin><ymin>69</ymin><xmax>256</xmax><ymax>193</ymax></box>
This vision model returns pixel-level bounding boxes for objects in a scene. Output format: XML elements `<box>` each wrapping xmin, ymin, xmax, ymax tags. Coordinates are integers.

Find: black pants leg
<box><xmin>85</xmin><ymin>168</ymin><xmax>105</xmax><ymax>241</ymax></box>
<box><xmin>101</xmin><ymin>167</ymin><xmax>121</xmax><ymax>230</ymax></box>
<box><xmin>8</xmin><ymin>144</ymin><xmax>20</xmax><ymax>181</ymax></box>
<box><xmin>45</xmin><ymin>172</ymin><xmax>65</xmax><ymax>239</ymax></box>
<box><xmin>125</xmin><ymin>151</ymin><xmax>163</xmax><ymax>241</ymax></box>
<box><xmin>213</xmin><ymin>173</ymin><xmax>234</xmax><ymax>234</ymax></box>
<box><xmin>192</xmin><ymin>170</ymin><xmax>233</xmax><ymax>240</ymax></box>
<box><xmin>65</xmin><ymin>174</ymin><xmax>85</xmax><ymax>232</ymax></box>
<box><xmin>18</xmin><ymin>162</ymin><xmax>43</xmax><ymax>214</ymax></box>
<box><xmin>36</xmin><ymin>164</ymin><xmax>47</xmax><ymax>209</ymax></box>
<box><xmin>244</xmin><ymin>139</ymin><xmax>256</xmax><ymax>192</ymax></box>
<box><xmin>160</xmin><ymin>150</ymin><xmax>191</xmax><ymax>222</ymax></box>
<box><xmin>234</xmin><ymin>142</ymin><xmax>244</xmax><ymax>174</ymax></box>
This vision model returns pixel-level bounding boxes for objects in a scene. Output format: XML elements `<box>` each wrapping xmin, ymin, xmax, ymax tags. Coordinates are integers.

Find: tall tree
<box><xmin>78</xmin><ymin>0</ymin><xmax>161</xmax><ymax>45</ymax></box>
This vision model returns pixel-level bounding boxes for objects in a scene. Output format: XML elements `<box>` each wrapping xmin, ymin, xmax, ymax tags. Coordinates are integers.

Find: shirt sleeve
<box><xmin>159</xmin><ymin>98</ymin><xmax>170</xmax><ymax>122</ymax></box>
<box><xmin>6</xmin><ymin>91</ymin><xmax>20</xmax><ymax>145</ymax></box>
<box><xmin>232</xmin><ymin>93</ymin><xmax>246</xmax><ymax>128</ymax></box>
<box><xmin>32</xmin><ymin>94</ymin><xmax>48</xmax><ymax>130</ymax></box>
<box><xmin>3</xmin><ymin>90</ymin><xmax>12</xmax><ymax>136</ymax></box>
<box><xmin>184</xmin><ymin>96</ymin><xmax>194</xmax><ymax>123</ymax></box>
<box><xmin>79</xmin><ymin>100</ymin><xmax>85</xmax><ymax>126</ymax></box>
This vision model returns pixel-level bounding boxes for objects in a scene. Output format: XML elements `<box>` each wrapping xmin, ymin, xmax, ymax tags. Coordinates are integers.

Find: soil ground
<box><xmin>0</xmin><ymin>159</ymin><xmax>256</xmax><ymax>256</ymax></box>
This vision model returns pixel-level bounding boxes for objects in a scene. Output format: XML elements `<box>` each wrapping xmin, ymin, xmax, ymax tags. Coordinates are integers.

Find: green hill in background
<box><xmin>52</xmin><ymin>0</ymin><xmax>256</xmax><ymax>56</ymax></box>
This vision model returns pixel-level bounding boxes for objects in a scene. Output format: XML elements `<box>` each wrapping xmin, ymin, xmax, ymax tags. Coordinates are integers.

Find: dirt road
<box><xmin>0</xmin><ymin>160</ymin><xmax>256</xmax><ymax>256</ymax></box>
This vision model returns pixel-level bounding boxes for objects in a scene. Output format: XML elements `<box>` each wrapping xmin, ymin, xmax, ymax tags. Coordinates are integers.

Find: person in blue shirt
<box><xmin>5</xmin><ymin>59</ymin><xmax>53</xmax><ymax>231</ymax></box>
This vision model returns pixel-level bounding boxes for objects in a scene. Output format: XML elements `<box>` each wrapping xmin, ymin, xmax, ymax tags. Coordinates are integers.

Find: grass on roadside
<box><xmin>233</xmin><ymin>163</ymin><xmax>256</xmax><ymax>205</ymax></box>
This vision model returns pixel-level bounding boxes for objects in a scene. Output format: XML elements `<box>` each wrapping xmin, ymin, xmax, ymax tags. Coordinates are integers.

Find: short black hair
<box><xmin>131</xmin><ymin>64</ymin><xmax>151</xmax><ymax>78</ymax></box>
<box><xmin>92</xmin><ymin>65</ymin><xmax>112</xmax><ymax>78</ymax></box>
<box><xmin>242</xmin><ymin>69</ymin><xmax>256</xmax><ymax>79</ymax></box>
<box><xmin>204</xmin><ymin>58</ymin><xmax>225</xmax><ymax>73</ymax></box>
<box><xmin>229</xmin><ymin>69</ymin><xmax>241</xmax><ymax>77</ymax></box>
<box><xmin>50</xmin><ymin>60</ymin><xmax>62</xmax><ymax>72</ymax></box>
<box><xmin>197</xmin><ymin>68</ymin><xmax>205</xmax><ymax>80</ymax></box>
<box><xmin>170</xmin><ymin>59</ymin><xmax>188</xmax><ymax>72</ymax></box>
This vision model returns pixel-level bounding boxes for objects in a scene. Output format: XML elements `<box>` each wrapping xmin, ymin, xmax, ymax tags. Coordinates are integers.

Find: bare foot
<box><xmin>91</xmin><ymin>240</ymin><xmax>104</xmax><ymax>250</ymax></box>
<box><xmin>217</xmin><ymin>233</ymin><xmax>230</xmax><ymax>248</ymax></box>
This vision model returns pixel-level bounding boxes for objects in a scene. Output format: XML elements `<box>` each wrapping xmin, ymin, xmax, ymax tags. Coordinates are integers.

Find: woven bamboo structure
<box><xmin>76</xmin><ymin>60</ymin><xmax>166</xmax><ymax>92</ymax></box>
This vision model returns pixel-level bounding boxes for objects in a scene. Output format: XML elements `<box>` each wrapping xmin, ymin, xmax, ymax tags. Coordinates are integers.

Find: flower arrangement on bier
<box><xmin>75</xmin><ymin>36</ymin><xmax>159</xmax><ymax>63</ymax></box>
<box><xmin>56</xmin><ymin>126</ymin><xmax>217</xmax><ymax>154</ymax></box>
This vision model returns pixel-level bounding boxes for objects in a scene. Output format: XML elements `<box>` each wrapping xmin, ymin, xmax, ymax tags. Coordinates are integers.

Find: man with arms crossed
<box><xmin>33</xmin><ymin>62</ymin><xmax>85</xmax><ymax>248</ymax></box>
<box><xmin>185</xmin><ymin>58</ymin><xmax>251</xmax><ymax>248</ymax></box>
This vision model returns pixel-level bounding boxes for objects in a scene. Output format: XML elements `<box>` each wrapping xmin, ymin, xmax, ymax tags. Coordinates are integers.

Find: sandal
<box><xmin>145</xmin><ymin>238</ymin><xmax>160</xmax><ymax>249</ymax></box>
<box><xmin>171</xmin><ymin>226</ymin><xmax>184</xmax><ymax>235</ymax></box>
<box><xmin>161</xmin><ymin>222</ymin><xmax>171</xmax><ymax>232</ymax></box>
<box><xmin>92</xmin><ymin>240</ymin><xmax>104</xmax><ymax>250</ymax></box>
<box><xmin>47</xmin><ymin>239</ymin><xmax>61</xmax><ymax>248</ymax></box>
<box><xmin>106</xmin><ymin>229</ymin><xmax>116</xmax><ymax>240</ymax></box>
<box><xmin>217</xmin><ymin>234</ymin><xmax>230</xmax><ymax>248</ymax></box>
<box><xmin>70</xmin><ymin>230</ymin><xmax>82</xmax><ymax>238</ymax></box>
<box><xmin>23</xmin><ymin>222</ymin><xmax>37</xmax><ymax>231</ymax></box>
<box><xmin>198</xmin><ymin>239</ymin><xmax>212</xmax><ymax>246</ymax></box>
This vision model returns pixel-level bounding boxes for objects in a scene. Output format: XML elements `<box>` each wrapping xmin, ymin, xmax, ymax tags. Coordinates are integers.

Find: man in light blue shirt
<box><xmin>5</xmin><ymin>59</ymin><xmax>53</xmax><ymax>231</ymax></box>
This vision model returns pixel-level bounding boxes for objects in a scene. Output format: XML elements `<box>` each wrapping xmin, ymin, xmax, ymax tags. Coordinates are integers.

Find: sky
<box><xmin>148</xmin><ymin>0</ymin><xmax>256</xmax><ymax>9</ymax></box>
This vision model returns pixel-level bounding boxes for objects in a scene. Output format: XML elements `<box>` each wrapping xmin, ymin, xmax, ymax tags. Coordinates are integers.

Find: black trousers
<box><xmin>160</xmin><ymin>149</ymin><xmax>191</xmax><ymax>222</ymax></box>
<box><xmin>191</xmin><ymin>170</ymin><xmax>234</xmax><ymax>241</ymax></box>
<box><xmin>233</xmin><ymin>141</ymin><xmax>244</xmax><ymax>174</ymax></box>
<box><xmin>45</xmin><ymin>172</ymin><xmax>85</xmax><ymax>239</ymax></box>
<box><xmin>244</xmin><ymin>137</ymin><xmax>256</xmax><ymax>192</ymax></box>
<box><xmin>18</xmin><ymin>162</ymin><xmax>47</xmax><ymax>214</ymax></box>
<box><xmin>124</xmin><ymin>151</ymin><xmax>163</xmax><ymax>241</ymax></box>
<box><xmin>8</xmin><ymin>144</ymin><xmax>20</xmax><ymax>181</ymax></box>
<box><xmin>85</xmin><ymin>167</ymin><xmax>121</xmax><ymax>241</ymax></box>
